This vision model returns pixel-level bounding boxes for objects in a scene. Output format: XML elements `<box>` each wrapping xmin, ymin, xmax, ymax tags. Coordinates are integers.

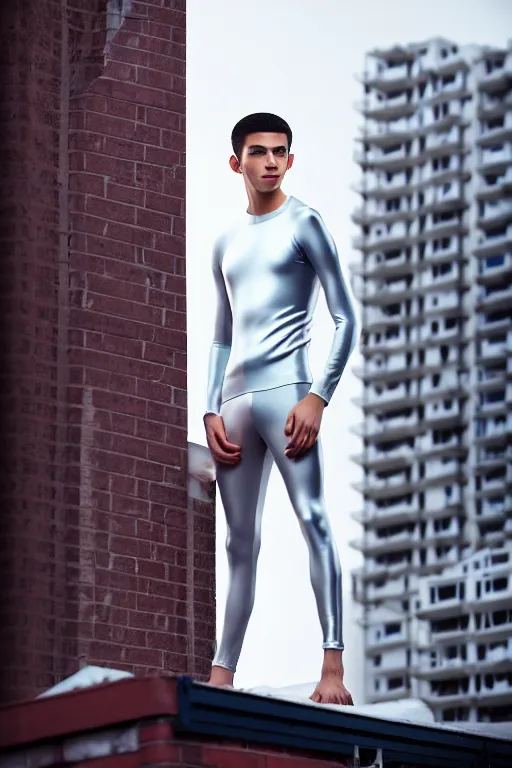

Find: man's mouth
<box><xmin>262</xmin><ymin>174</ymin><xmax>280</xmax><ymax>179</ymax></box>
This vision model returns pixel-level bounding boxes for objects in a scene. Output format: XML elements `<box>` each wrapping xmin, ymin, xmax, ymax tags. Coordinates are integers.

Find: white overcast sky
<box><xmin>186</xmin><ymin>0</ymin><xmax>510</xmax><ymax>700</ymax></box>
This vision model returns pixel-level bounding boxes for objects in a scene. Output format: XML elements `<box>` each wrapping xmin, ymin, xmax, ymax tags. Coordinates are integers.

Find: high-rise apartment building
<box><xmin>350</xmin><ymin>37</ymin><xmax>512</xmax><ymax>723</ymax></box>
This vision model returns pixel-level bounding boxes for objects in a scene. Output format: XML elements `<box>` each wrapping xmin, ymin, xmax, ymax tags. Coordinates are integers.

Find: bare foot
<box><xmin>207</xmin><ymin>665</ymin><xmax>235</xmax><ymax>689</ymax></box>
<box><xmin>310</xmin><ymin>674</ymin><xmax>354</xmax><ymax>705</ymax></box>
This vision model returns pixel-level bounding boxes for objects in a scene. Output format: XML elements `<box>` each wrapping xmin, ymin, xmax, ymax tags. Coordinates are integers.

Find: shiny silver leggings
<box><xmin>213</xmin><ymin>382</ymin><xmax>343</xmax><ymax>673</ymax></box>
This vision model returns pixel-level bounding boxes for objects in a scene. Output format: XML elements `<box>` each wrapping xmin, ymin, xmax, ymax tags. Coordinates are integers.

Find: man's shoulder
<box><xmin>289</xmin><ymin>196</ymin><xmax>323</xmax><ymax>225</ymax></box>
<box><xmin>289</xmin><ymin>197</ymin><xmax>326</xmax><ymax>240</ymax></box>
<box><xmin>213</xmin><ymin>219</ymin><xmax>240</xmax><ymax>254</ymax></box>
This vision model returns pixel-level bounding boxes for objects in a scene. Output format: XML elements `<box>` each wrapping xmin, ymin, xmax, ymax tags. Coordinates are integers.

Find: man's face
<box><xmin>234</xmin><ymin>131</ymin><xmax>294</xmax><ymax>192</ymax></box>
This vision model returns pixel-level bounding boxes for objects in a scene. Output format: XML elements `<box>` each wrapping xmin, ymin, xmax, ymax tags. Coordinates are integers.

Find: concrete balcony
<box><xmin>418</xmin><ymin>370</ymin><xmax>462</xmax><ymax>398</ymax></box>
<box><xmin>476</xmin><ymin>315</ymin><xmax>512</xmax><ymax>343</ymax></box>
<box><xmin>364</xmin><ymin>329</ymin><xmax>411</xmax><ymax>354</ymax></box>
<box><xmin>418</xmin><ymin>431</ymin><xmax>465</xmax><ymax>464</ymax></box>
<box><xmin>475</xmin><ymin>448</ymin><xmax>511</xmax><ymax>474</ymax></box>
<box><xmin>478</xmin><ymin>53</ymin><xmax>512</xmax><ymax>92</ymax></box>
<box><xmin>475</xmin><ymin>424</ymin><xmax>511</xmax><ymax>450</ymax></box>
<box><xmin>365</xmin><ymin>628</ymin><xmax>409</xmax><ymax>654</ymax></box>
<box><xmin>354</xmin><ymin>276</ymin><xmax>416</xmax><ymax>304</ymax></box>
<box><xmin>352</xmin><ymin>172</ymin><xmax>414</xmax><ymax>199</ymax></box>
<box><xmin>352</xmin><ymin>499</ymin><xmax>420</xmax><ymax>528</ymax></box>
<box><xmin>422</xmin><ymin>104</ymin><xmax>467</xmax><ymax>136</ymax></box>
<box><xmin>351</xmin><ymin>527</ymin><xmax>421</xmax><ymax>557</ymax></box>
<box><xmin>361</xmin><ymin>61</ymin><xmax>411</xmax><ymax>90</ymax></box>
<box><xmin>369</xmin><ymin>683</ymin><xmax>411</xmax><ymax>704</ymax></box>
<box><xmin>365</xmin><ymin>577</ymin><xmax>411</xmax><ymax>603</ymax></box>
<box><xmin>420</xmin><ymin>182</ymin><xmax>466</xmax><ymax>216</ymax></box>
<box><xmin>351</xmin><ymin>413</ymin><xmax>421</xmax><ymax>442</ymax></box>
<box><xmin>477</xmin><ymin>497</ymin><xmax>506</xmax><ymax>521</ymax></box>
<box><xmin>354</xmin><ymin>144</ymin><xmax>410</xmax><ymax>170</ymax></box>
<box><xmin>478</xmin><ymin>199</ymin><xmax>512</xmax><ymax>228</ymax></box>
<box><xmin>355</xmin><ymin>389</ymin><xmax>423</xmax><ymax>417</ymax></box>
<box><xmin>476</xmin><ymin>677</ymin><xmax>512</xmax><ymax>705</ymax></box>
<box><xmin>352</xmin><ymin>469</ymin><xmax>411</xmax><ymax>495</ymax></box>
<box><xmin>423</xmin><ymin>682</ymin><xmax>474</xmax><ymax>708</ymax></box>
<box><xmin>421</xmin><ymin>269</ymin><xmax>463</xmax><ymax>295</ymax></box>
<box><xmin>423</xmin><ymin>125</ymin><xmax>461</xmax><ymax>155</ymax></box>
<box><xmin>478</xmin><ymin>394</ymin><xmax>509</xmax><ymax>417</ymax></box>
<box><xmin>424</xmin><ymin>519</ymin><xmax>461</xmax><ymax>547</ymax></box>
<box><xmin>473</xmin><ymin>615</ymin><xmax>512</xmax><ymax>643</ymax></box>
<box><xmin>424</xmin><ymin>458</ymin><xmax>460</xmax><ymax>481</ymax></box>
<box><xmin>477</xmin><ymin>253</ymin><xmax>512</xmax><ymax>285</ymax></box>
<box><xmin>477</xmin><ymin>285</ymin><xmax>512</xmax><ymax>312</ymax></box>
<box><xmin>424</xmin><ymin>401</ymin><xmax>461</xmax><ymax>426</ymax></box>
<box><xmin>478</xmin><ymin>89</ymin><xmax>512</xmax><ymax>119</ymax></box>
<box><xmin>356</xmin><ymin>92</ymin><xmax>416</xmax><ymax>121</ymax></box>
<box><xmin>416</xmin><ymin>644</ymin><xmax>512</xmax><ymax>681</ymax></box>
<box><xmin>425</xmin><ymin>209</ymin><xmax>469</xmax><ymax>236</ymax></box>
<box><xmin>419</xmin><ymin>322</ymin><xmax>460</xmax><ymax>346</ymax></box>
<box><xmin>479</xmin><ymin>336</ymin><xmax>511</xmax><ymax>360</ymax></box>
<box><xmin>436</xmin><ymin>47</ymin><xmax>471</xmax><ymax>76</ymax></box>
<box><xmin>480</xmin><ymin>144</ymin><xmax>512</xmax><ymax>173</ymax></box>
<box><xmin>422</xmin><ymin>291</ymin><xmax>465</xmax><ymax>320</ymax></box>
<box><xmin>478</xmin><ymin>113</ymin><xmax>512</xmax><ymax>147</ymax></box>
<box><xmin>466</xmin><ymin>587</ymin><xmax>512</xmax><ymax>614</ymax></box>
<box><xmin>350</xmin><ymin>443</ymin><xmax>414</xmax><ymax>471</ymax></box>
<box><xmin>351</xmin><ymin>202</ymin><xmax>413</xmax><ymax>227</ymax></box>
<box><xmin>349</xmin><ymin>250</ymin><xmax>415</xmax><ymax>280</ymax></box>
<box><xmin>427</xmin><ymin>624</ymin><xmax>470</xmax><ymax>648</ymax></box>
<box><xmin>476</xmin><ymin>166</ymin><xmax>512</xmax><ymax>200</ymax></box>
<box><xmin>423</xmin><ymin>238</ymin><xmax>460</xmax><ymax>264</ymax></box>
<box><xmin>414</xmin><ymin>657</ymin><xmax>468</xmax><ymax>681</ymax></box>
<box><xmin>477</xmin><ymin>472</ymin><xmax>508</xmax><ymax>495</ymax></box>
<box><xmin>473</xmin><ymin>225</ymin><xmax>512</xmax><ymax>257</ymax></box>
<box><xmin>360</xmin><ymin>114</ymin><xmax>421</xmax><ymax>145</ymax></box>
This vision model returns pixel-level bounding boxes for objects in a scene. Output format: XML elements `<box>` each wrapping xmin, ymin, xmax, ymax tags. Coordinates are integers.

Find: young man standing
<box><xmin>203</xmin><ymin>113</ymin><xmax>358</xmax><ymax>705</ymax></box>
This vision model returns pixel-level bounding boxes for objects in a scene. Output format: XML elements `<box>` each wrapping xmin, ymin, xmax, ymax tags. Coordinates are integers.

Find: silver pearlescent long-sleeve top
<box><xmin>206</xmin><ymin>195</ymin><xmax>358</xmax><ymax>415</ymax></box>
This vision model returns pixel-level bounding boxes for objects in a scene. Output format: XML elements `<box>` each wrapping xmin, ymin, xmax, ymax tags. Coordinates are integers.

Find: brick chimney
<box><xmin>0</xmin><ymin>0</ymin><xmax>216</xmax><ymax>704</ymax></box>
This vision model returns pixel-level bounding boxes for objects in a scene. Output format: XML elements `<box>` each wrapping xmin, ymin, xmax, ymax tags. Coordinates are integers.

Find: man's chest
<box><xmin>221</xmin><ymin>226</ymin><xmax>310</xmax><ymax>290</ymax></box>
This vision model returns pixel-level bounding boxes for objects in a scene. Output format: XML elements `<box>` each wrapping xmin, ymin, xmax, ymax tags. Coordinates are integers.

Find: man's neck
<box><xmin>245</xmin><ymin>188</ymin><xmax>287</xmax><ymax>217</ymax></box>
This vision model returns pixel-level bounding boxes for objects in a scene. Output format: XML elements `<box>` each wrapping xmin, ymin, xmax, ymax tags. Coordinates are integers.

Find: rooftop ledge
<box><xmin>0</xmin><ymin>674</ymin><xmax>511</xmax><ymax>768</ymax></box>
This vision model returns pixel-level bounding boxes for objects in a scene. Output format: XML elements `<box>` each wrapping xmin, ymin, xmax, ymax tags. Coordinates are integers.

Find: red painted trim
<box><xmin>0</xmin><ymin>677</ymin><xmax>178</xmax><ymax>750</ymax></box>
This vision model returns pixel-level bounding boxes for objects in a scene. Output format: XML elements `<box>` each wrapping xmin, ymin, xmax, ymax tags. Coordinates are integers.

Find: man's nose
<box><xmin>265</xmin><ymin>151</ymin><xmax>277</xmax><ymax>167</ymax></box>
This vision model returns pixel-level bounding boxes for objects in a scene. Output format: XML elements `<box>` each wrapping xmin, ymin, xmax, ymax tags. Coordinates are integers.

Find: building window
<box><xmin>438</xmin><ymin>584</ymin><xmax>457</xmax><ymax>601</ymax></box>
<box><xmin>388</xmin><ymin>677</ymin><xmax>404</xmax><ymax>691</ymax></box>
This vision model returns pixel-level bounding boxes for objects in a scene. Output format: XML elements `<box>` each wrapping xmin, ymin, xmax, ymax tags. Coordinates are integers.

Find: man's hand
<box><xmin>204</xmin><ymin>413</ymin><xmax>241</xmax><ymax>465</ymax></box>
<box><xmin>284</xmin><ymin>393</ymin><xmax>326</xmax><ymax>460</ymax></box>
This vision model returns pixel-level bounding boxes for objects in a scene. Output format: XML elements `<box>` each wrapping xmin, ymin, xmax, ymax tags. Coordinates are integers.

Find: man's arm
<box><xmin>284</xmin><ymin>209</ymin><xmax>358</xmax><ymax>460</ymax></box>
<box><xmin>205</xmin><ymin>240</ymin><xmax>232</xmax><ymax>416</ymax></box>
<box><xmin>296</xmin><ymin>208</ymin><xmax>358</xmax><ymax>403</ymax></box>
<box><xmin>204</xmin><ymin>240</ymin><xmax>241</xmax><ymax>465</ymax></box>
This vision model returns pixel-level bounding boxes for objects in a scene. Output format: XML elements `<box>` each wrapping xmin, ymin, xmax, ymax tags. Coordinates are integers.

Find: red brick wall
<box><xmin>0</xmin><ymin>0</ymin><xmax>215</xmax><ymax>704</ymax></box>
<box><xmin>0</xmin><ymin>0</ymin><xmax>70</xmax><ymax>703</ymax></box>
<box><xmin>0</xmin><ymin>718</ymin><xmax>351</xmax><ymax>768</ymax></box>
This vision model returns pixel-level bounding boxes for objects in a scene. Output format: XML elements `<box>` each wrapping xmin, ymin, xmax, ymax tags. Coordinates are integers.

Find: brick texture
<box><xmin>0</xmin><ymin>0</ymin><xmax>215</xmax><ymax>705</ymax></box>
<box><xmin>0</xmin><ymin>720</ymin><xmax>352</xmax><ymax>768</ymax></box>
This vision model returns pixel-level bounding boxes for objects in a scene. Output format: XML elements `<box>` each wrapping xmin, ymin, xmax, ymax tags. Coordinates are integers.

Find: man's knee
<box><xmin>226</xmin><ymin>528</ymin><xmax>261</xmax><ymax>564</ymax></box>
<box><xmin>301</xmin><ymin>505</ymin><xmax>332</xmax><ymax>546</ymax></box>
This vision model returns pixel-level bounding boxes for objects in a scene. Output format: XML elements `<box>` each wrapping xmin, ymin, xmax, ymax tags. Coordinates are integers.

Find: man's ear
<box><xmin>229</xmin><ymin>155</ymin><xmax>242</xmax><ymax>174</ymax></box>
<box><xmin>287</xmin><ymin>153</ymin><xmax>295</xmax><ymax>170</ymax></box>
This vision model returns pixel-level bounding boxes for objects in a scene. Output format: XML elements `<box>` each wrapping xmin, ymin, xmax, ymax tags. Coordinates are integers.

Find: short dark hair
<box><xmin>231</xmin><ymin>113</ymin><xmax>292</xmax><ymax>161</ymax></box>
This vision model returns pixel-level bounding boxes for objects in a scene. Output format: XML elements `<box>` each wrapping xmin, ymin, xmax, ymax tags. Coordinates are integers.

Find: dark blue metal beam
<box><xmin>175</xmin><ymin>677</ymin><xmax>512</xmax><ymax>768</ymax></box>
